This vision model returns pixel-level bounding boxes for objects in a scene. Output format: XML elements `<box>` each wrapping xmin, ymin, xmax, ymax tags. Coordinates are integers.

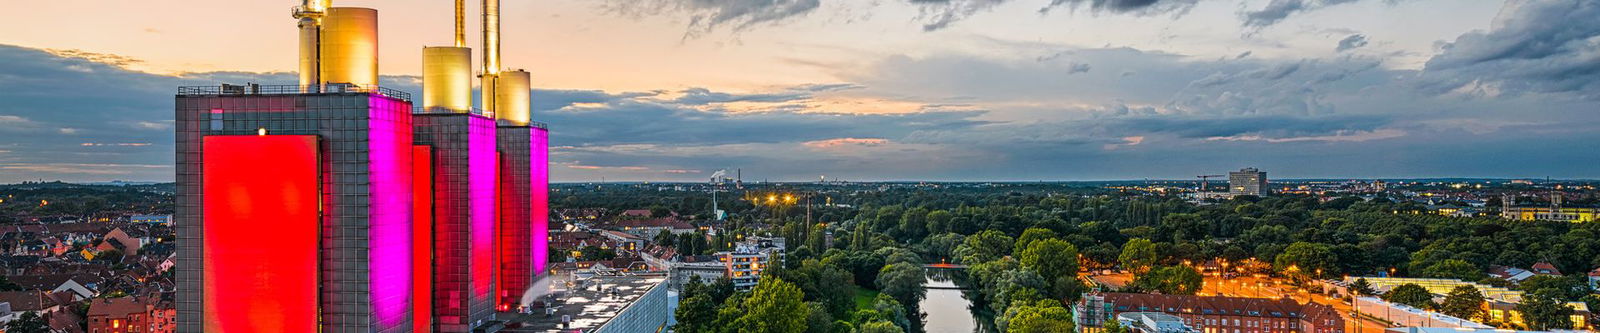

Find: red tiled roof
<box><xmin>0</xmin><ymin>290</ymin><xmax>51</xmax><ymax>312</ymax></box>
<box><xmin>1530</xmin><ymin>262</ymin><xmax>1562</xmax><ymax>275</ymax></box>
<box><xmin>88</xmin><ymin>296</ymin><xmax>150</xmax><ymax>318</ymax></box>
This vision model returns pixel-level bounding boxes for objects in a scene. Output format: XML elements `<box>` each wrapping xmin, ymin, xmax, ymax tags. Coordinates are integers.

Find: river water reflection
<box><xmin>919</xmin><ymin>269</ymin><xmax>995</xmax><ymax>333</ymax></box>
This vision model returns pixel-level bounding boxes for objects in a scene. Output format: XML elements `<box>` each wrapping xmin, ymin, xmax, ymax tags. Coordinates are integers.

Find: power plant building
<box><xmin>174</xmin><ymin>1</ymin><xmax>550</xmax><ymax>331</ymax></box>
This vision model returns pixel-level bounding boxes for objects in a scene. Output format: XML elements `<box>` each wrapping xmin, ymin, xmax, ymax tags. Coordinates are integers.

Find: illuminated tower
<box><xmin>485</xmin><ymin>0</ymin><xmax>550</xmax><ymax>311</ymax></box>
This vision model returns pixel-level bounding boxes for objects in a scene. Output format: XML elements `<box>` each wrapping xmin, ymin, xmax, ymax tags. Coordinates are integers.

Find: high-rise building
<box><xmin>1229</xmin><ymin>167</ymin><xmax>1268</xmax><ymax>196</ymax></box>
<box><xmin>175</xmin><ymin>1</ymin><xmax>549</xmax><ymax>331</ymax></box>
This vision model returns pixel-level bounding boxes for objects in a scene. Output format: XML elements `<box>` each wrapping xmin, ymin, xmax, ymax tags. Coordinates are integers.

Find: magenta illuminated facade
<box><xmin>412</xmin><ymin>112</ymin><xmax>499</xmax><ymax>332</ymax></box>
<box><xmin>494</xmin><ymin>123</ymin><xmax>550</xmax><ymax>308</ymax></box>
<box><xmin>176</xmin><ymin>88</ymin><xmax>417</xmax><ymax>332</ymax></box>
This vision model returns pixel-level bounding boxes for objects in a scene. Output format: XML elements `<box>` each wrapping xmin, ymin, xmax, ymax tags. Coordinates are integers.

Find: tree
<box><xmin>1350</xmin><ymin>278</ymin><xmax>1375</xmax><ymax>296</ymax></box>
<box><xmin>1119</xmin><ymin>238</ymin><xmax>1156</xmax><ymax>274</ymax></box>
<box><xmin>1133</xmin><ymin>265</ymin><xmax>1203</xmax><ymax>295</ymax></box>
<box><xmin>673</xmin><ymin>294</ymin><xmax>718</xmax><ymax>333</ymax></box>
<box><xmin>857</xmin><ymin>321</ymin><xmax>904</xmax><ymax>333</ymax></box>
<box><xmin>871</xmin><ymin>294</ymin><xmax>913</xmax><ymax>331</ymax></box>
<box><xmin>579</xmin><ymin>245</ymin><xmax>615</xmax><ymax>260</ymax></box>
<box><xmin>1103</xmin><ymin>319</ymin><xmax>1131</xmax><ymax>333</ymax></box>
<box><xmin>1516</xmin><ymin>292</ymin><xmax>1574</xmax><ymax>330</ymax></box>
<box><xmin>1438</xmin><ymin>285</ymin><xmax>1486</xmax><ymax>321</ymax></box>
<box><xmin>726</xmin><ymin>278</ymin><xmax>809</xmax><ymax>333</ymax></box>
<box><xmin>4</xmin><ymin>312</ymin><xmax>47</xmax><ymax>333</ymax></box>
<box><xmin>1383</xmin><ymin>283</ymin><xmax>1436</xmax><ymax>309</ymax></box>
<box><xmin>804</xmin><ymin>302</ymin><xmax>836</xmax><ymax>333</ymax></box>
<box><xmin>1518</xmin><ymin>275</ymin><xmax>1591</xmax><ymax>301</ymax></box>
<box><xmin>1001</xmin><ymin>300</ymin><xmax>1075</xmax><ymax>333</ymax></box>
<box><xmin>876</xmin><ymin>262</ymin><xmax>927</xmax><ymax>309</ymax></box>
<box><xmin>1020</xmin><ymin>239</ymin><xmax>1079</xmax><ymax>285</ymax></box>
<box><xmin>956</xmin><ymin>230</ymin><xmax>1014</xmax><ymax>264</ymax></box>
<box><xmin>1422</xmin><ymin>259</ymin><xmax>1482</xmax><ymax>281</ymax></box>
<box><xmin>1013</xmin><ymin>228</ymin><xmax>1059</xmax><ymax>257</ymax></box>
<box><xmin>1274</xmin><ymin>242</ymin><xmax>1335</xmax><ymax>279</ymax></box>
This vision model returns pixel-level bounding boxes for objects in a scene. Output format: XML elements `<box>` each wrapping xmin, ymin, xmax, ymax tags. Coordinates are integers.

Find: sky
<box><xmin>0</xmin><ymin>0</ymin><xmax>1597</xmax><ymax>183</ymax></box>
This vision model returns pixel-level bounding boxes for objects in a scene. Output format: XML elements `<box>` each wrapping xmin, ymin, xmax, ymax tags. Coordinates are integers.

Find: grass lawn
<box><xmin>852</xmin><ymin>286</ymin><xmax>881</xmax><ymax>310</ymax></box>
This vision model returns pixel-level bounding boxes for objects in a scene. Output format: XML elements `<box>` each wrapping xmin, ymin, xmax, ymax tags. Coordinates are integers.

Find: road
<box><xmin>1087</xmin><ymin>272</ymin><xmax>1391</xmax><ymax>333</ymax></box>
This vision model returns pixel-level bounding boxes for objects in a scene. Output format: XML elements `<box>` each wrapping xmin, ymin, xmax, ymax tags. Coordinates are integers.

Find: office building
<box><xmin>1230</xmin><ymin>168</ymin><xmax>1269</xmax><ymax>196</ymax></box>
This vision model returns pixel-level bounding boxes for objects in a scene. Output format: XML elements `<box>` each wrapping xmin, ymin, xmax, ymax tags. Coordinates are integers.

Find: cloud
<box><xmin>1042</xmin><ymin>0</ymin><xmax>1199</xmax><ymax>15</ymax></box>
<box><xmin>1336</xmin><ymin>34</ymin><xmax>1368</xmax><ymax>52</ymax></box>
<box><xmin>802</xmin><ymin>137</ymin><xmax>890</xmax><ymax>148</ymax></box>
<box><xmin>1242</xmin><ymin>0</ymin><xmax>1364</xmax><ymax>28</ymax></box>
<box><xmin>1418</xmin><ymin>0</ymin><xmax>1600</xmax><ymax>100</ymax></box>
<box><xmin>909</xmin><ymin>0</ymin><xmax>1195</xmax><ymax>31</ymax></box>
<box><xmin>907</xmin><ymin>0</ymin><xmax>1010</xmax><ymax>31</ymax></box>
<box><xmin>609</xmin><ymin>0</ymin><xmax>822</xmax><ymax>37</ymax></box>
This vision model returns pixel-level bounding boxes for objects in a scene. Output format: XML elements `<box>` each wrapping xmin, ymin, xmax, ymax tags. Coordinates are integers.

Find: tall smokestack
<box><xmin>455</xmin><ymin>0</ymin><xmax>467</xmax><ymax>48</ymax></box>
<box><xmin>293</xmin><ymin>0</ymin><xmax>329</xmax><ymax>91</ymax></box>
<box><xmin>481</xmin><ymin>0</ymin><xmax>501</xmax><ymax>115</ymax></box>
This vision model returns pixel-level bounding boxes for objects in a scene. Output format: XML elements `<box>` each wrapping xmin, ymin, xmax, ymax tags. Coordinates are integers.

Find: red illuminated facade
<box><xmin>200</xmin><ymin>135</ymin><xmax>320</xmax><ymax>333</ymax></box>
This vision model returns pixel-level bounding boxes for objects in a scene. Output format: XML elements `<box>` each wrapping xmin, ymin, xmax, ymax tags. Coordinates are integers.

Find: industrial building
<box><xmin>174</xmin><ymin>0</ymin><xmax>549</xmax><ymax>332</ymax></box>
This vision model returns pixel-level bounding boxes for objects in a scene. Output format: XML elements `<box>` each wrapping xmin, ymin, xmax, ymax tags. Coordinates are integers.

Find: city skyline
<box><xmin>3</xmin><ymin>0</ymin><xmax>1599</xmax><ymax>182</ymax></box>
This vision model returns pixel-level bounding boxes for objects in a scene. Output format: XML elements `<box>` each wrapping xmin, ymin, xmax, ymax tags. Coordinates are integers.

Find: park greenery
<box><xmin>546</xmin><ymin>184</ymin><xmax>1600</xmax><ymax>332</ymax></box>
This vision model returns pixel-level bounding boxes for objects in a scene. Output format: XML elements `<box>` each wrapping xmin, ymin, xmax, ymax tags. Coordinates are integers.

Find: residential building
<box><xmin>88</xmin><ymin>296</ymin><xmax>153</xmax><ymax>333</ymax></box>
<box><xmin>1075</xmin><ymin>292</ymin><xmax>1344</xmax><ymax>333</ymax></box>
<box><xmin>1230</xmin><ymin>168</ymin><xmax>1269</xmax><ymax>196</ymax></box>
<box><xmin>715</xmin><ymin>238</ymin><xmax>785</xmax><ymax>290</ymax></box>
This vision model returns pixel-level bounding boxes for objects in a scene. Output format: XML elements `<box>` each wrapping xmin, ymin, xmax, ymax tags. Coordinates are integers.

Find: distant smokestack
<box><xmin>321</xmin><ymin>7</ymin><xmax>379</xmax><ymax>87</ymax></box>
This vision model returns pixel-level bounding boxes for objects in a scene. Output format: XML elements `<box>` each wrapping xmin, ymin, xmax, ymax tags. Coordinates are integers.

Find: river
<box><xmin>919</xmin><ymin>269</ymin><xmax>995</xmax><ymax>333</ymax></box>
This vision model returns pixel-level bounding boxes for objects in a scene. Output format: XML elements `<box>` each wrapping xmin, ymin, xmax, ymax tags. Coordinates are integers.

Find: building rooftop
<box><xmin>504</xmin><ymin>274</ymin><xmax>666</xmax><ymax>332</ymax></box>
<box><xmin>176</xmin><ymin>84</ymin><xmax>413</xmax><ymax>103</ymax></box>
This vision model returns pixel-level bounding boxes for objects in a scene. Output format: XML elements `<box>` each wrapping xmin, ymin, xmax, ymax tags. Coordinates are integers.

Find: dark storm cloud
<box><xmin>1335</xmin><ymin>34</ymin><xmax>1368</xmax><ymax>52</ymax></box>
<box><xmin>1419</xmin><ymin>0</ymin><xmax>1600</xmax><ymax>100</ymax></box>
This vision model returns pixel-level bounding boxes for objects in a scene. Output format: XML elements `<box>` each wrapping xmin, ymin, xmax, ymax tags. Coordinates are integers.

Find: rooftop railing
<box><xmin>177</xmin><ymin>84</ymin><xmax>413</xmax><ymax>102</ymax></box>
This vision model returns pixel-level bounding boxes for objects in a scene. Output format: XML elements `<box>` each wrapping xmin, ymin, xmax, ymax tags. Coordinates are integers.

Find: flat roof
<box><xmin>502</xmin><ymin>273</ymin><xmax>666</xmax><ymax>332</ymax></box>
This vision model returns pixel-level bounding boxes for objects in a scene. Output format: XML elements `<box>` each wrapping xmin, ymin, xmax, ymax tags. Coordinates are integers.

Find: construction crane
<box><xmin>1197</xmin><ymin>175</ymin><xmax>1224</xmax><ymax>192</ymax></box>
